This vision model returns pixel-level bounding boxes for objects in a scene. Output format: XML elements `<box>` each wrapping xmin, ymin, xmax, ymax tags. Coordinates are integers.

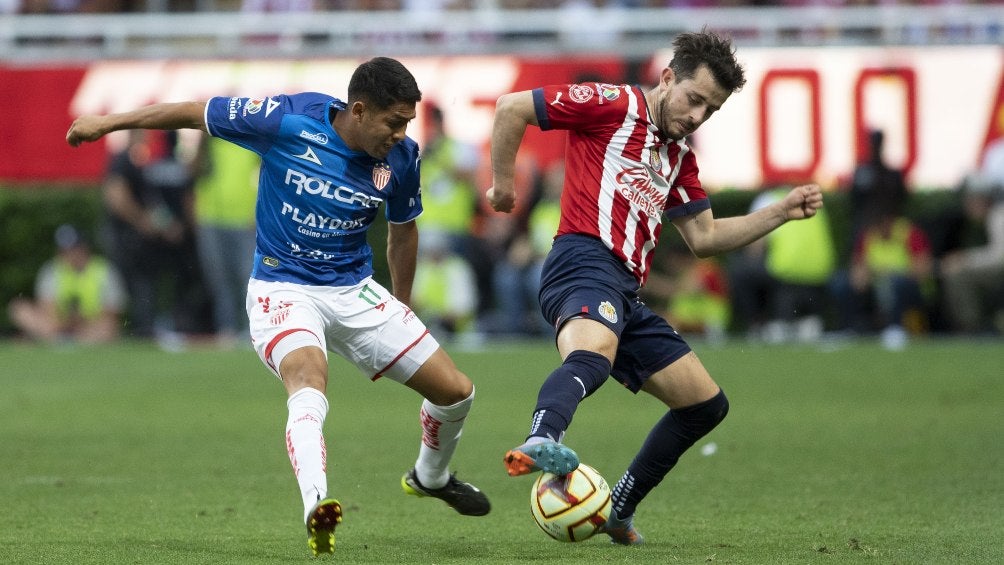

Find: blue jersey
<box><xmin>204</xmin><ymin>93</ymin><xmax>423</xmax><ymax>287</ymax></box>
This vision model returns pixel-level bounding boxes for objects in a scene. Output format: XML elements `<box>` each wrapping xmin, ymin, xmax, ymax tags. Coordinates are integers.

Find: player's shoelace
<box><xmin>402</xmin><ymin>469</ymin><xmax>491</xmax><ymax>516</ymax></box>
<box><xmin>504</xmin><ymin>440</ymin><xmax>580</xmax><ymax>476</ymax></box>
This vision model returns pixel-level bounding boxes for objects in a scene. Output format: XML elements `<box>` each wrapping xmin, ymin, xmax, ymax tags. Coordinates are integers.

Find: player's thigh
<box><xmin>325</xmin><ymin>278</ymin><xmax>440</xmax><ymax>384</ymax></box>
<box><xmin>247</xmin><ymin>280</ymin><xmax>329</xmax><ymax>386</ymax></box>
<box><xmin>405</xmin><ymin>348</ymin><xmax>474</xmax><ymax>406</ymax></box>
<box><xmin>556</xmin><ymin>317</ymin><xmax>619</xmax><ymax>362</ymax></box>
<box><xmin>642</xmin><ymin>351</ymin><xmax>721</xmax><ymax>409</ymax></box>
<box><xmin>278</xmin><ymin>345</ymin><xmax>329</xmax><ymax>395</ymax></box>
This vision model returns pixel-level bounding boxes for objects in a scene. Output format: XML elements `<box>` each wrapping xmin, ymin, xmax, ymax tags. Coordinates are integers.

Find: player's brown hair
<box><xmin>669</xmin><ymin>29</ymin><xmax>746</xmax><ymax>93</ymax></box>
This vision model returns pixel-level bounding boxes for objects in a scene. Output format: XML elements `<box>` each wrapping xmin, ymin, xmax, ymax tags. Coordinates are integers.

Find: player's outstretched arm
<box><xmin>487</xmin><ymin>91</ymin><xmax>537</xmax><ymax>214</ymax></box>
<box><xmin>66</xmin><ymin>101</ymin><xmax>208</xmax><ymax>147</ymax></box>
<box><xmin>674</xmin><ymin>183</ymin><xmax>824</xmax><ymax>258</ymax></box>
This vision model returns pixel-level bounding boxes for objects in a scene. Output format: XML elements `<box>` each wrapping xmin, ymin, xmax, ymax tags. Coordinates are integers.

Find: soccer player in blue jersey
<box><xmin>67</xmin><ymin>57</ymin><xmax>490</xmax><ymax>555</ymax></box>
<box><xmin>487</xmin><ymin>31</ymin><xmax>823</xmax><ymax>545</ymax></box>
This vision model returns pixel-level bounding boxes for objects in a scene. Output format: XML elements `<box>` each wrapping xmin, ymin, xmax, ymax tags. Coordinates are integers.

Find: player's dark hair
<box><xmin>669</xmin><ymin>29</ymin><xmax>746</xmax><ymax>93</ymax></box>
<box><xmin>348</xmin><ymin>57</ymin><xmax>422</xmax><ymax>109</ymax></box>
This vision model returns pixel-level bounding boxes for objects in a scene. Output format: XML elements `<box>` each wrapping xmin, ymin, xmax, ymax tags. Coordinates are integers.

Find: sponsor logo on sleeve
<box><xmin>244</xmin><ymin>98</ymin><xmax>264</xmax><ymax>116</ymax></box>
<box><xmin>599</xmin><ymin>84</ymin><xmax>621</xmax><ymax>102</ymax></box>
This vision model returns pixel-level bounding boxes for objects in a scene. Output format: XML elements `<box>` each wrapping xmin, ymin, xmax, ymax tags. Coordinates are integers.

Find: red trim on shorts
<box><xmin>371</xmin><ymin>329</ymin><xmax>431</xmax><ymax>381</ymax></box>
<box><xmin>265</xmin><ymin>328</ymin><xmax>318</xmax><ymax>374</ymax></box>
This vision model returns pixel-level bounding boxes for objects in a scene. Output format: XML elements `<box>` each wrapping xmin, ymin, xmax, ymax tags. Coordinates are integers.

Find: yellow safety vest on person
<box><xmin>194</xmin><ymin>137</ymin><xmax>259</xmax><ymax>228</ymax></box>
<box><xmin>417</xmin><ymin>138</ymin><xmax>477</xmax><ymax>235</ymax></box>
<box><xmin>764</xmin><ymin>194</ymin><xmax>836</xmax><ymax>285</ymax></box>
<box><xmin>863</xmin><ymin>218</ymin><xmax>913</xmax><ymax>276</ymax></box>
<box><xmin>53</xmin><ymin>257</ymin><xmax>112</xmax><ymax>320</ymax></box>
<box><xmin>528</xmin><ymin>199</ymin><xmax>561</xmax><ymax>255</ymax></box>
<box><xmin>413</xmin><ymin>254</ymin><xmax>477</xmax><ymax>331</ymax></box>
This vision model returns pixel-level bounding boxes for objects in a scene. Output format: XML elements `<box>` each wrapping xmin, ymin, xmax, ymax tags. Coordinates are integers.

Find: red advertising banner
<box><xmin>0</xmin><ymin>65</ymin><xmax>107</xmax><ymax>183</ymax></box>
<box><xmin>2</xmin><ymin>48</ymin><xmax>1002</xmax><ymax>190</ymax></box>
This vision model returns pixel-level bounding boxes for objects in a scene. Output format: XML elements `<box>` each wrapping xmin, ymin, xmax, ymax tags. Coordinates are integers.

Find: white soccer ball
<box><xmin>530</xmin><ymin>463</ymin><xmax>612</xmax><ymax>542</ymax></box>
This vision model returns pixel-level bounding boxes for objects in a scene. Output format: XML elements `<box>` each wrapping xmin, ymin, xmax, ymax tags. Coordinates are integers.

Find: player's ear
<box><xmin>661</xmin><ymin>67</ymin><xmax>676</xmax><ymax>87</ymax></box>
<box><xmin>350</xmin><ymin>100</ymin><xmax>367</xmax><ymax>122</ymax></box>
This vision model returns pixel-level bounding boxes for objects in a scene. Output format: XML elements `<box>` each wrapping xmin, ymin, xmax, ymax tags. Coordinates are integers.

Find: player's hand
<box><xmin>66</xmin><ymin>116</ymin><xmax>109</xmax><ymax>147</ymax></box>
<box><xmin>487</xmin><ymin>186</ymin><xmax>516</xmax><ymax>213</ymax></box>
<box><xmin>783</xmin><ymin>183</ymin><xmax>824</xmax><ymax>220</ymax></box>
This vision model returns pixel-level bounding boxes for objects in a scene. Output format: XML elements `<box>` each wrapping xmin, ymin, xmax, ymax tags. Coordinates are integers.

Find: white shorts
<box><xmin>246</xmin><ymin>277</ymin><xmax>439</xmax><ymax>383</ymax></box>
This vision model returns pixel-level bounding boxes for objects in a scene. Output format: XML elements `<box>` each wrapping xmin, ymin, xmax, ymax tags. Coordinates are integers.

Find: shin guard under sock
<box><xmin>528</xmin><ymin>350</ymin><xmax>611</xmax><ymax>442</ymax></box>
<box><xmin>286</xmin><ymin>387</ymin><xmax>330</xmax><ymax>522</ymax></box>
<box><xmin>414</xmin><ymin>388</ymin><xmax>475</xmax><ymax>489</ymax></box>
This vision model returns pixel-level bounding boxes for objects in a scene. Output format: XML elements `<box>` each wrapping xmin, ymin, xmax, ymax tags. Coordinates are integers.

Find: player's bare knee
<box><xmin>278</xmin><ymin>347</ymin><xmax>328</xmax><ymax>394</ymax></box>
<box><xmin>431</xmin><ymin>369</ymin><xmax>473</xmax><ymax>406</ymax></box>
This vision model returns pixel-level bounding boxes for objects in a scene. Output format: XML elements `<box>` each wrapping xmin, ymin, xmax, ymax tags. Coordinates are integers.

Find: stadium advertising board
<box><xmin>1</xmin><ymin>46</ymin><xmax>1001</xmax><ymax>190</ymax></box>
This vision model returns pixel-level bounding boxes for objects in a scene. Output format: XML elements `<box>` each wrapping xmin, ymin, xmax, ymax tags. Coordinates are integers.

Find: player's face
<box><xmin>356</xmin><ymin>101</ymin><xmax>417</xmax><ymax>159</ymax></box>
<box><xmin>656</xmin><ymin>65</ymin><xmax>731</xmax><ymax>140</ymax></box>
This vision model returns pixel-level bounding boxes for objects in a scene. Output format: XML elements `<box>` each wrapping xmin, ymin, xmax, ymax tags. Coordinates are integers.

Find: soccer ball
<box><xmin>530</xmin><ymin>463</ymin><xmax>612</xmax><ymax>542</ymax></box>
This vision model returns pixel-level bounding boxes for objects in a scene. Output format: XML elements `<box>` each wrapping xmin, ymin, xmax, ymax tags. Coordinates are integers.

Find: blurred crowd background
<box><xmin>5</xmin><ymin>0</ymin><xmax>1003</xmax><ymax>13</ymax></box>
<box><xmin>1</xmin><ymin>2</ymin><xmax>1002</xmax><ymax>351</ymax></box>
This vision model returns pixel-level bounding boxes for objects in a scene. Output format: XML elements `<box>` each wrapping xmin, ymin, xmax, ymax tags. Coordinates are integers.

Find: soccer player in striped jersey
<box><xmin>488</xmin><ymin>30</ymin><xmax>823</xmax><ymax>545</ymax></box>
<box><xmin>67</xmin><ymin>57</ymin><xmax>490</xmax><ymax>556</ymax></box>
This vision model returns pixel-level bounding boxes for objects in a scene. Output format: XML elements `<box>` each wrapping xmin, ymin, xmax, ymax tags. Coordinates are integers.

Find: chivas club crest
<box><xmin>372</xmin><ymin>162</ymin><xmax>391</xmax><ymax>191</ymax></box>
<box><xmin>598</xmin><ymin>301</ymin><xmax>618</xmax><ymax>324</ymax></box>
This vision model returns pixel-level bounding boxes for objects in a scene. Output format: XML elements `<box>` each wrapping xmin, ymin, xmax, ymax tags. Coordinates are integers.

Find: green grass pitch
<box><xmin>1</xmin><ymin>338</ymin><xmax>1001</xmax><ymax>564</ymax></box>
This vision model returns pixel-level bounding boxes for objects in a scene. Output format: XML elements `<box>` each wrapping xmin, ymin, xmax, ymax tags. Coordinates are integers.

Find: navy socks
<box><xmin>611</xmin><ymin>389</ymin><xmax>729</xmax><ymax>518</ymax></box>
<box><xmin>528</xmin><ymin>350</ymin><xmax>611</xmax><ymax>442</ymax></box>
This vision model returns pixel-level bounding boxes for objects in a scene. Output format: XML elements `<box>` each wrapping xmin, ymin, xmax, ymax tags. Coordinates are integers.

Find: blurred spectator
<box><xmin>728</xmin><ymin>187</ymin><xmax>837</xmax><ymax>342</ymax></box>
<box><xmin>416</xmin><ymin>103</ymin><xmax>480</xmax><ymax>251</ymax></box>
<box><xmin>141</xmin><ymin>130</ymin><xmax>209</xmax><ymax>340</ymax></box>
<box><xmin>241</xmin><ymin>0</ymin><xmax>314</xmax><ymax>11</ymax></box>
<box><xmin>7</xmin><ymin>224</ymin><xmax>126</xmax><ymax>344</ymax></box>
<box><xmin>938</xmin><ymin>172</ymin><xmax>1004</xmax><ymax>335</ymax></box>
<box><xmin>831</xmin><ymin>210</ymin><xmax>933</xmax><ymax>349</ymax></box>
<box><xmin>847</xmin><ymin>129</ymin><xmax>908</xmax><ymax>256</ymax></box>
<box><xmin>192</xmin><ymin>134</ymin><xmax>259</xmax><ymax>347</ymax></box>
<box><xmin>101</xmin><ymin>129</ymin><xmax>196</xmax><ymax>340</ymax></box>
<box><xmin>416</xmin><ymin>103</ymin><xmax>491</xmax><ymax>317</ymax></box>
<box><xmin>558</xmin><ymin>0</ymin><xmax>622</xmax><ymax>49</ymax></box>
<box><xmin>19</xmin><ymin>0</ymin><xmax>123</xmax><ymax>12</ymax></box>
<box><xmin>475</xmin><ymin>140</ymin><xmax>540</xmax><ymax>333</ymax></box>
<box><xmin>647</xmin><ymin>246</ymin><xmax>730</xmax><ymax>343</ymax></box>
<box><xmin>412</xmin><ymin>230</ymin><xmax>479</xmax><ymax>339</ymax></box>
<box><xmin>488</xmin><ymin>161</ymin><xmax>562</xmax><ymax>337</ymax></box>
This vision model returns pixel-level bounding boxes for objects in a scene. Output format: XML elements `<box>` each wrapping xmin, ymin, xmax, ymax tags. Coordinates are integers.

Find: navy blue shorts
<box><xmin>538</xmin><ymin>234</ymin><xmax>692</xmax><ymax>393</ymax></box>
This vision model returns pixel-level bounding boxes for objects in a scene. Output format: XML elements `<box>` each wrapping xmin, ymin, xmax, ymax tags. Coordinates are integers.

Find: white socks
<box><xmin>414</xmin><ymin>388</ymin><xmax>475</xmax><ymax>489</ymax></box>
<box><xmin>286</xmin><ymin>387</ymin><xmax>329</xmax><ymax>522</ymax></box>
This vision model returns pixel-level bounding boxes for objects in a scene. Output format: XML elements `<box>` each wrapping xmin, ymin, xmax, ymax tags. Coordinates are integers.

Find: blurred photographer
<box><xmin>8</xmin><ymin>224</ymin><xmax>126</xmax><ymax>344</ymax></box>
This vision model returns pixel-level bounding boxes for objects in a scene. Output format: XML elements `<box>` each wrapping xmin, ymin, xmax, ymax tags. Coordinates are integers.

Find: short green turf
<box><xmin>1</xmin><ymin>338</ymin><xmax>1001</xmax><ymax>564</ymax></box>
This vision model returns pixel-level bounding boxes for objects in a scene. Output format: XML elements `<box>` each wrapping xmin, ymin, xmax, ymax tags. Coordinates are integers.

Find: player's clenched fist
<box><xmin>783</xmin><ymin>183</ymin><xmax>824</xmax><ymax>220</ymax></box>
<box><xmin>66</xmin><ymin>116</ymin><xmax>109</xmax><ymax>147</ymax></box>
<box><xmin>486</xmin><ymin>186</ymin><xmax>516</xmax><ymax>213</ymax></box>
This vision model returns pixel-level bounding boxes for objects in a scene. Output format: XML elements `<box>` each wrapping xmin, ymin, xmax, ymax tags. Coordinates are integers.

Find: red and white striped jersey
<box><xmin>533</xmin><ymin>83</ymin><xmax>711</xmax><ymax>286</ymax></box>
